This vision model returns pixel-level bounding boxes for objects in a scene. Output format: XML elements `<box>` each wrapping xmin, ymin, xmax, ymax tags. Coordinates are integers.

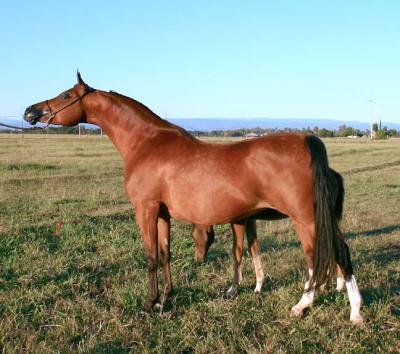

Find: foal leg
<box><xmin>290</xmin><ymin>221</ymin><xmax>316</xmax><ymax>317</ymax></box>
<box><xmin>226</xmin><ymin>222</ymin><xmax>245</xmax><ymax>298</ymax></box>
<box><xmin>135</xmin><ymin>201</ymin><xmax>160</xmax><ymax>312</ymax></box>
<box><xmin>246</xmin><ymin>220</ymin><xmax>264</xmax><ymax>294</ymax></box>
<box><xmin>336</xmin><ymin>265</ymin><xmax>346</xmax><ymax>292</ymax></box>
<box><xmin>157</xmin><ymin>216</ymin><xmax>172</xmax><ymax>312</ymax></box>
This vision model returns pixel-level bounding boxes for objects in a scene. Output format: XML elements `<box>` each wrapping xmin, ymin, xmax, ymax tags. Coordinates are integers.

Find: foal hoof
<box><xmin>142</xmin><ymin>300</ymin><xmax>157</xmax><ymax>313</ymax></box>
<box><xmin>226</xmin><ymin>286</ymin><xmax>238</xmax><ymax>298</ymax></box>
<box><xmin>350</xmin><ymin>314</ymin><xmax>364</xmax><ymax>325</ymax></box>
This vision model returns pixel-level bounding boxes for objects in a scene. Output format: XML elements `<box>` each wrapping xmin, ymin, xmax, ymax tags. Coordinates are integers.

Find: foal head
<box><xmin>192</xmin><ymin>225</ymin><xmax>215</xmax><ymax>262</ymax></box>
<box><xmin>24</xmin><ymin>72</ymin><xmax>94</xmax><ymax>127</ymax></box>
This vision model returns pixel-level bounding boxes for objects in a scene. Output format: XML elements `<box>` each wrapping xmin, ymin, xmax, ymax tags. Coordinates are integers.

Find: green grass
<box><xmin>0</xmin><ymin>135</ymin><xmax>399</xmax><ymax>353</ymax></box>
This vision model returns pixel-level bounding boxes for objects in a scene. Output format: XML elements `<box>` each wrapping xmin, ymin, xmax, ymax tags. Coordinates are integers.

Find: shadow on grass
<box><xmin>258</xmin><ymin>237</ymin><xmax>299</xmax><ymax>253</ymax></box>
<box><xmin>360</xmin><ymin>243</ymin><xmax>400</xmax><ymax>267</ymax></box>
<box><xmin>361</xmin><ymin>281</ymin><xmax>400</xmax><ymax>316</ymax></box>
<box><xmin>31</xmin><ymin>261</ymin><xmax>124</xmax><ymax>308</ymax></box>
<box><xmin>170</xmin><ymin>285</ymin><xmax>220</xmax><ymax>310</ymax></box>
<box><xmin>17</xmin><ymin>224</ymin><xmax>61</xmax><ymax>254</ymax></box>
<box><xmin>204</xmin><ymin>248</ymin><xmax>229</xmax><ymax>264</ymax></box>
<box><xmin>357</xmin><ymin>242</ymin><xmax>400</xmax><ymax>315</ymax></box>
<box><xmin>84</xmin><ymin>212</ymin><xmax>133</xmax><ymax>225</ymax></box>
<box><xmin>90</xmin><ymin>342</ymin><xmax>131</xmax><ymax>354</ymax></box>
<box><xmin>345</xmin><ymin>224</ymin><xmax>400</xmax><ymax>239</ymax></box>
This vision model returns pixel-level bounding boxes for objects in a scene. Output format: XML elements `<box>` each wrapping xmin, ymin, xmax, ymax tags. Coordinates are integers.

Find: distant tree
<box><xmin>354</xmin><ymin>129</ymin><xmax>363</xmax><ymax>137</ymax></box>
<box><xmin>375</xmin><ymin>129</ymin><xmax>388</xmax><ymax>139</ymax></box>
<box><xmin>387</xmin><ymin>129</ymin><xmax>398</xmax><ymax>137</ymax></box>
<box><xmin>372</xmin><ymin>123</ymin><xmax>379</xmax><ymax>132</ymax></box>
<box><xmin>318</xmin><ymin>128</ymin><xmax>334</xmax><ymax>137</ymax></box>
<box><xmin>337</xmin><ymin>125</ymin><xmax>354</xmax><ymax>137</ymax></box>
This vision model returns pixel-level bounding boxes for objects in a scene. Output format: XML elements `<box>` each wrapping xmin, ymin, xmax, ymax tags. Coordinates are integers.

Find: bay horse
<box><xmin>24</xmin><ymin>73</ymin><xmax>363</xmax><ymax>323</ymax></box>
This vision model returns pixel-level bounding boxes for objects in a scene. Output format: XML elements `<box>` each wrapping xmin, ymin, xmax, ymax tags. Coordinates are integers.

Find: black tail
<box><xmin>305</xmin><ymin>135</ymin><xmax>353</xmax><ymax>289</ymax></box>
<box><xmin>332</xmin><ymin>169</ymin><xmax>344</xmax><ymax>220</ymax></box>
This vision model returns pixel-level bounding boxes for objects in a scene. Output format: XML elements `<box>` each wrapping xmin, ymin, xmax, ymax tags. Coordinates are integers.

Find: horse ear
<box><xmin>77</xmin><ymin>70</ymin><xmax>85</xmax><ymax>85</ymax></box>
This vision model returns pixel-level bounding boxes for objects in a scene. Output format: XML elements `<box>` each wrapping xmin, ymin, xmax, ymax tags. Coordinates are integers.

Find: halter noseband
<box><xmin>43</xmin><ymin>89</ymin><xmax>94</xmax><ymax>127</ymax></box>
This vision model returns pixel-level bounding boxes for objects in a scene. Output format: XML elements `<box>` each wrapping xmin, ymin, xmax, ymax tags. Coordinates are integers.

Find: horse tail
<box><xmin>305</xmin><ymin>135</ymin><xmax>353</xmax><ymax>289</ymax></box>
<box><xmin>332</xmin><ymin>169</ymin><xmax>344</xmax><ymax>220</ymax></box>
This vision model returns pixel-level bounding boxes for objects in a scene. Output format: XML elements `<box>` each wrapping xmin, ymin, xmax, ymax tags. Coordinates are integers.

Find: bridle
<box><xmin>43</xmin><ymin>88</ymin><xmax>94</xmax><ymax>127</ymax></box>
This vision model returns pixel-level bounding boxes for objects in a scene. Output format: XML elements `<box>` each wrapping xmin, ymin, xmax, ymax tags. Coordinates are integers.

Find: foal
<box><xmin>192</xmin><ymin>221</ymin><xmax>264</xmax><ymax>296</ymax></box>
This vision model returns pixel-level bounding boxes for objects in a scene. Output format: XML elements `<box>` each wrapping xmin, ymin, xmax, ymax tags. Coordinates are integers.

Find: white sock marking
<box><xmin>291</xmin><ymin>269</ymin><xmax>314</xmax><ymax>316</ymax></box>
<box><xmin>345</xmin><ymin>275</ymin><xmax>363</xmax><ymax>323</ymax></box>
<box><xmin>252</xmin><ymin>255</ymin><xmax>264</xmax><ymax>293</ymax></box>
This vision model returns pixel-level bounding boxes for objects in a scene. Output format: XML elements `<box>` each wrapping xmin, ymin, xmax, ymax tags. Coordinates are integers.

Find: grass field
<box><xmin>0</xmin><ymin>134</ymin><xmax>399</xmax><ymax>353</ymax></box>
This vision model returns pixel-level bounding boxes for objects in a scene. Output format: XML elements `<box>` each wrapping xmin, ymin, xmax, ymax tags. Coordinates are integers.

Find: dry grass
<box><xmin>0</xmin><ymin>135</ymin><xmax>399</xmax><ymax>353</ymax></box>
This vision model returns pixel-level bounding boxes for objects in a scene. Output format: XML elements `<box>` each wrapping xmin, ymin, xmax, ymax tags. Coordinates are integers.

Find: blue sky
<box><xmin>1</xmin><ymin>1</ymin><xmax>399</xmax><ymax>123</ymax></box>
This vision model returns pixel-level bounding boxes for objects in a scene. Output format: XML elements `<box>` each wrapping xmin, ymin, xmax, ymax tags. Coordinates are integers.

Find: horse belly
<box><xmin>166</xmin><ymin>182</ymin><xmax>263</xmax><ymax>225</ymax></box>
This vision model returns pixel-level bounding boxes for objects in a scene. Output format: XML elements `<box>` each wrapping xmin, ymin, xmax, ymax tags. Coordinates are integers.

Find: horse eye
<box><xmin>61</xmin><ymin>92</ymin><xmax>71</xmax><ymax>100</ymax></box>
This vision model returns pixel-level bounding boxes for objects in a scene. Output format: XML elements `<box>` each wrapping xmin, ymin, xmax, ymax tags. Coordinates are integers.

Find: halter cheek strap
<box><xmin>44</xmin><ymin>100</ymin><xmax>55</xmax><ymax>125</ymax></box>
<box><xmin>43</xmin><ymin>89</ymin><xmax>93</xmax><ymax>127</ymax></box>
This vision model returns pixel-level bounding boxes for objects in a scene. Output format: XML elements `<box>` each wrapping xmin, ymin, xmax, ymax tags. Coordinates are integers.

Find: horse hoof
<box><xmin>350</xmin><ymin>314</ymin><xmax>364</xmax><ymax>324</ymax></box>
<box><xmin>254</xmin><ymin>282</ymin><xmax>263</xmax><ymax>294</ymax></box>
<box><xmin>226</xmin><ymin>286</ymin><xmax>238</xmax><ymax>298</ymax></box>
<box><xmin>143</xmin><ymin>300</ymin><xmax>157</xmax><ymax>313</ymax></box>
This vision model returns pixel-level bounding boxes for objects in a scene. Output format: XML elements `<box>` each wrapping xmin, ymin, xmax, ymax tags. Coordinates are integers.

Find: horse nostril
<box><xmin>23</xmin><ymin>106</ymin><xmax>42</xmax><ymax>124</ymax></box>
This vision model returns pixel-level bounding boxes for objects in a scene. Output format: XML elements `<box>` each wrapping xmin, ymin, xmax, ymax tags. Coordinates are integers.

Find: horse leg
<box><xmin>135</xmin><ymin>201</ymin><xmax>160</xmax><ymax>312</ymax></box>
<box><xmin>245</xmin><ymin>220</ymin><xmax>264</xmax><ymax>293</ymax></box>
<box><xmin>157</xmin><ymin>215</ymin><xmax>172</xmax><ymax>313</ymax></box>
<box><xmin>337</xmin><ymin>242</ymin><xmax>363</xmax><ymax>323</ymax></box>
<box><xmin>226</xmin><ymin>222</ymin><xmax>245</xmax><ymax>298</ymax></box>
<box><xmin>344</xmin><ymin>274</ymin><xmax>363</xmax><ymax>323</ymax></box>
<box><xmin>291</xmin><ymin>220</ymin><xmax>363</xmax><ymax>323</ymax></box>
<box><xmin>290</xmin><ymin>220</ymin><xmax>316</xmax><ymax>317</ymax></box>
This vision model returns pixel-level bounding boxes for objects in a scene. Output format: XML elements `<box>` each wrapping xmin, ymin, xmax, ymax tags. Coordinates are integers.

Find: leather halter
<box><xmin>43</xmin><ymin>88</ymin><xmax>94</xmax><ymax>126</ymax></box>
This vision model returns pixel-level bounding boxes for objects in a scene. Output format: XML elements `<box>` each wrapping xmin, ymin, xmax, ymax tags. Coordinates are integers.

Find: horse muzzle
<box><xmin>23</xmin><ymin>106</ymin><xmax>44</xmax><ymax>125</ymax></box>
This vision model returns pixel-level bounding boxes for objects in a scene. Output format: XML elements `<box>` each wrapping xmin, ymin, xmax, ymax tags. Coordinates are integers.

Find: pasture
<box><xmin>0</xmin><ymin>134</ymin><xmax>399</xmax><ymax>353</ymax></box>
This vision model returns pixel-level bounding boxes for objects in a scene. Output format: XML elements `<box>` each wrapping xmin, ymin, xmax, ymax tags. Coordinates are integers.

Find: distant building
<box><xmin>244</xmin><ymin>132</ymin><xmax>260</xmax><ymax>138</ymax></box>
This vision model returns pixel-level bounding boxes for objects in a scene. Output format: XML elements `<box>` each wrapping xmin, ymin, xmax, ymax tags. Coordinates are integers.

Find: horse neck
<box><xmin>84</xmin><ymin>91</ymin><xmax>169</xmax><ymax>162</ymax></box>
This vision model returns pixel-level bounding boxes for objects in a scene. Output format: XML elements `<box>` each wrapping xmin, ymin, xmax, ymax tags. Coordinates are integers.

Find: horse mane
<box><xmin>108</xmin><ymin>91</ymin><xmax>195</xmax><ymax>140</ymax></box>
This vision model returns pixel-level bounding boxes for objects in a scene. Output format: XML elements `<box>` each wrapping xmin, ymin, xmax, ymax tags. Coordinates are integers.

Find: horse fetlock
<box><xmin>146</xmin><ymin>256</ymin><xmax>158</xmax><ymax>271</ymax></box>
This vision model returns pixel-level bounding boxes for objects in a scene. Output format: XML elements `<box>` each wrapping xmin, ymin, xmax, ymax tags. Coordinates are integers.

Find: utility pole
<box><xmin>369</xmin><ymin>99</ymin><xmax>373</xmax><ymax>139</ymax></box>
<box><xmin>78</xmin><ymin>123</ymin><xmax>81</xmax><ymax>138</ymax></box>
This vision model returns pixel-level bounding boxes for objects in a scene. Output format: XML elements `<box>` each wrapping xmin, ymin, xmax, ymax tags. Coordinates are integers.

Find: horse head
<box><xmin>24</xmin><ymin>72</ymin><xmax>94</xmax><ymax>127</ymax></box>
